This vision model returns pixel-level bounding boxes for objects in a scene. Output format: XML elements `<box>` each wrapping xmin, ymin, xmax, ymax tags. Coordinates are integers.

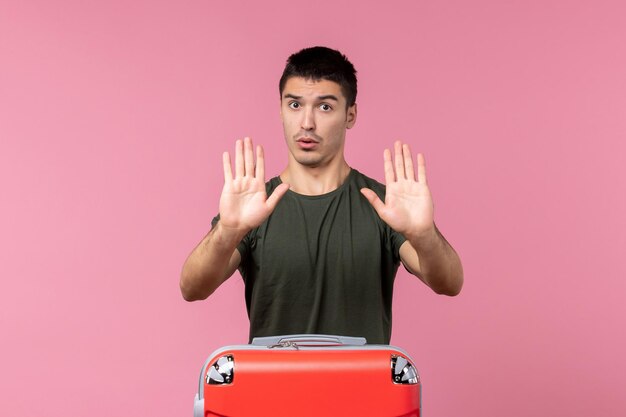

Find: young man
<box><xmin>180</xmin><ymin>47</ymin><xmax>463</xmax><ymax>344</ymax></box>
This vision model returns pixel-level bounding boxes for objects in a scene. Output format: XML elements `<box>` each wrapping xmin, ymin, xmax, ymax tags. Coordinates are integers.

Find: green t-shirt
<box><xmin>213</xmin><ymin>169</ymin><xmax>406</xmax><ymax>344</ymax></box>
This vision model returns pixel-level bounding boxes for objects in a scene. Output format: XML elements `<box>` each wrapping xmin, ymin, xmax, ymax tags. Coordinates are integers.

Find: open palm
<box><xmin>361</xmin><ymin>141</ymin><xmax>434</xmax><ymax>239</ymax></box>
<box><xmin>219</xmin><ymin>137</ymin><xmax>289</xmax><ymax>233</ymax></box>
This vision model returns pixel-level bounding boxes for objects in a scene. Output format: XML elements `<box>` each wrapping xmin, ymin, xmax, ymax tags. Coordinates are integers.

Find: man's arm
<box><xmin>180</xmin><ymin>137</ymin><xmax>289</xmax><ymax>301</ymax></box>
<box><xmin>398</xmin><ymin>226</ymin><xmax>463</xmax><ymax>296</ymax></box>
<box><xmin>180</xmin><ymin>223</ymin><xmax>243</xmax><ymax>301</ymax></box>
<box><xmin>360</xmin><ymin>141</ymin><xmax>463</xmax><ymax>296</ymax></box>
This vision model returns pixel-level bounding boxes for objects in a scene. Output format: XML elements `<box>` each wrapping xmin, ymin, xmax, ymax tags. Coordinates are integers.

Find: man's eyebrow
<box><xmin>282</xmin><ymin>93</ymin><xmax>339</xmax><ymax>101</ymax></box>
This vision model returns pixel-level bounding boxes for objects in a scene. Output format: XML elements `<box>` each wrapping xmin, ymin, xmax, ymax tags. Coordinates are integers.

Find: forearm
<box><xmin>180</xmin><ymin>222</ymin><xmax>245</xmax><ymax>301</ymax></box>
<box><xmin>406</xmin><ymin>226</ymin><xmax>464</xmax><ymax>296</ymax></box>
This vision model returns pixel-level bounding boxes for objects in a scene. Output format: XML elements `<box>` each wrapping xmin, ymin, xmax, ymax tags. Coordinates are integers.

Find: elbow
<box><xmin>437</xmin><ymin>283</ymin><xmax>462</xmax><ymax>297</ymax></box>
<box><xmin>443</xmin><ymin>263</ymin><xmax>464</xmax><ymax>296</ymax></box>
<box><xmin>180</xmin><ymin>283</ymin><xmax>210</xmax><ymax>302</ymax></box>
<box><xmin>433</xmin><ymin>272</ymin><xmax>464</xmax><ymax>297</ymax></box>
<box><xmin>180</xmin><ymin>285</ymin><xmax>198</xmax><ymax>302</ymax></box>
<box><xmin>179</xmin><ymin>280</ymin><xmax>197</xmax><ymax>302</ymax></box>
<box><xmin>179</xmin><ymin>273</ymin><xmax>210</xmax><ymax>302</ymax></box>
<box><xmin>433</xmin><ymin>286</ymin><xmax>459</xmax><ymax>296</ymax></box>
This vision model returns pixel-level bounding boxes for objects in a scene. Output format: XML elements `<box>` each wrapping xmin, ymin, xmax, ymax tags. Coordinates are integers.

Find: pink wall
<box><xmin>2</xmin><ymin>0</ymin><xmax>625</xmax><ymax>415</ymax></box>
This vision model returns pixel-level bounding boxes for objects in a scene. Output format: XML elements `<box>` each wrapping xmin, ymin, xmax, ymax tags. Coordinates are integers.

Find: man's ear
<box><xmin>346</xmin><ymin>103</ymin><xmax>357</xmax><ymax>129</ymax></box>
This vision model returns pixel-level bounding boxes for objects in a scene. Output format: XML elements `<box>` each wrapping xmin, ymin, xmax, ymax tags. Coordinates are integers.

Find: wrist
<box><xmin>404</xmin><ymin>224</ymin><xmax>437</xmax><ymax>249</ymax></box>
<box><xmin>213</xmin><ymin>222</ymin><xmax>249</xmax><ymax>246</ymax></box>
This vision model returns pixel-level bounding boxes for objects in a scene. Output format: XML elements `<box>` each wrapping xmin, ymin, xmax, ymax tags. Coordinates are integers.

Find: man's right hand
<box><xmin>180</xmin><ymin>137</ymin><xmax>288</xmax><ymax>301</ymax></box>
<box><xmin>219</xmin><ymin>137</ymin><xmax>289</xmax><ymax>237</ymax></box>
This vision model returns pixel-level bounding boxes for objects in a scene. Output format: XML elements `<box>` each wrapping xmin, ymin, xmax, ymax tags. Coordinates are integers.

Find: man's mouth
<box><xmin>296</xmin><ymin>136</ymin><xmax>319</xmax><ymax>150</ymax></box>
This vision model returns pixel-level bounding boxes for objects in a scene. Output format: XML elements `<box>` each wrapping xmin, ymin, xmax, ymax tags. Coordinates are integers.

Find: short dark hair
<box><xmin>279</xmin><ymin>46</ymin><xmax>357</xmax><ymax>107</ymax></box>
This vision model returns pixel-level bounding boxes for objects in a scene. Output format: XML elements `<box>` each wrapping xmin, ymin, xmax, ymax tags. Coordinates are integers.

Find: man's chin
<box><xmin>293</xmin><ymin>153</ymin><xmax>324</xmax><ymax>168</ymax></box>
<box><xmin>297</xmin><ymin>159</ymin><xmax>323</xmax><ymax>168</ymax></box>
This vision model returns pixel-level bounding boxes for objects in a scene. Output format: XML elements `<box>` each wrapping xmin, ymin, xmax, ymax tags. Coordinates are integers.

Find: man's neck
<box><xmin>280</xmin><ymin>160</ymin><xmax>352</xmax><ymax>196</ymax></box>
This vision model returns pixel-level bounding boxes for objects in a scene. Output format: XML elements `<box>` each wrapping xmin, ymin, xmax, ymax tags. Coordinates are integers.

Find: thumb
<box><xmin>265</xmin><ymin>183</ymin><xmax>290</xmax><ymax>211</ymax></box>
<box><xmin>360</xmin><ymin>188</ymin><xmax>385</xmax><ymax>214</ymax></box>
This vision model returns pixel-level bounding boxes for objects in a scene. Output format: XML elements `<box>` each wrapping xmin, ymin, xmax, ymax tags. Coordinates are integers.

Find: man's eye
<box><xmin>289</xmin><ymin>102</ymin><xmax>300</xmax><ymax>109</ymax></box>
<box><xmin>320</xmin><ymin>104</ymin><xmax>332</xmax><ymax>111</ymax></box>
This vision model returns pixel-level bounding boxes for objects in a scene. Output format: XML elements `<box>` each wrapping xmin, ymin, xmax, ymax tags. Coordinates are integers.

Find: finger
<box><xmin>266</xmin><ymin>183</ymin><xmax>290</xmax><ymax>211</ymax></box>
<box><xmin>222</xmin><ymin>151</ymin><xmax>233</xmax><ymax>183</ymax></box>
<box><xmin>383</xmin><ymin>149</ymin><xmax>395</xmax><ymax>183</ymax></box>
<box><xmin>403</xmin><ymin>143</ymin><xmax>415</xmax><ymax>181</ymax></box>
<box><xmin>394</xmin><ymin>141</ymin><xmax>406</xmax><ymax>180</ymax></box>
<box><xmin>235</xmin><ymin>139</ymin><xmax>244</xmax><ymax>177</ymax></box>
<box><xmin>360</xmin><ymin>188</ymin><xmax>386</xmax><ymax>214</ymax></box>
<box><xmin>255</xmin><ymin>145</ymin><xmax>265</xmax><ymax>180</ymax></box>
<box><xmin>244</xmin><ymin>137</ymin><xmax>254</xmax><ymax>177</ymax></box>
<box><xmin>417</xmin><ymin>153</ymin><xmax>427</xmax><ymax>183</ymax></box>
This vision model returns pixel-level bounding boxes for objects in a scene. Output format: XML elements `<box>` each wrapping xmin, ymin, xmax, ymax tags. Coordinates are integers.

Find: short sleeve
<box><xmin>389</xmin><ymin>228</ymin><xmax>407</xmax><ymax>262</ymax></box>
<box><xmin>358</xmin><ymin>172</ymin><xmax>407</xmax><ymax>264</ymax></box>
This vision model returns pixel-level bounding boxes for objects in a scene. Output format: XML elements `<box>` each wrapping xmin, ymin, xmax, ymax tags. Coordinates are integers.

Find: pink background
<box><xmin>1</xmin><ymin>0</ymin><xmax>625</xmax><ymax>415</ymax></box>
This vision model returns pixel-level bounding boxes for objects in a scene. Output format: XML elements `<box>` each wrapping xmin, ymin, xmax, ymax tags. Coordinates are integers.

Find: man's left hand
<box><xmin>361</xmin><ymin>141</ymin><xmax>435</xmax><ymax>240</ymax></box>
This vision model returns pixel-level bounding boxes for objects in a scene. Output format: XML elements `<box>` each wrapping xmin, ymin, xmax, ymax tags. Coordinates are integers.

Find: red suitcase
<box><xmin>194</xmin><ymin>334</ymin><xmax>421</xmax><ymax>417</ymax></box>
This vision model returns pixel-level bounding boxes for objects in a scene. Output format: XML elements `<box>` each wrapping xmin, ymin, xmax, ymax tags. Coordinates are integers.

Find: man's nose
<box><xmin>301</xmin><ymin>107</ymin><xmax>315</xmax><ymax>131</ymax></box>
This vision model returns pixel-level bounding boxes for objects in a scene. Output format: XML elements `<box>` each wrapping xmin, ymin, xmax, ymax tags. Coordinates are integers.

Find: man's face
<box><xmin>280</xmin><ymin>76</ymin><xmax>357</xmax><ymax>168</ymax></box>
